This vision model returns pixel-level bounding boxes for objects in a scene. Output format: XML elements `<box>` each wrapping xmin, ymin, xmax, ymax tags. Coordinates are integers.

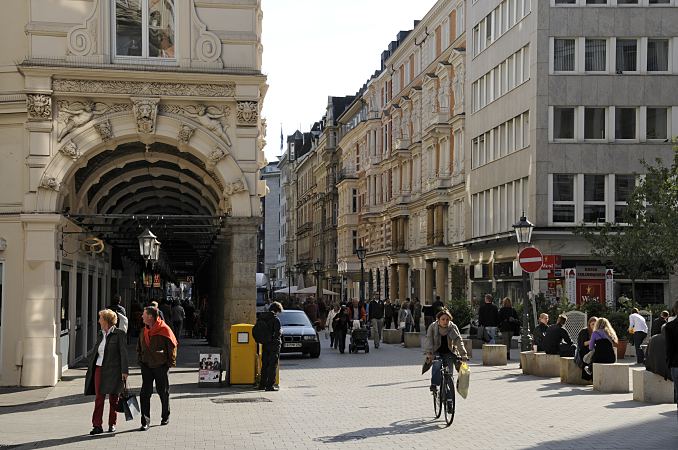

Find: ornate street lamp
<box><xmin>356</xmin><ymin>245</ymin><xmax>367</xmax><ymax>302</ymax></box>
<box><xmin>513</xmin><ymin>214</ymin><xmax>534</xmax><ymax>352</ymax></box>
<box><xmin>138</xmin><ymin>228</ymin><xmax>160</xmax><ymax>301</ymax></box>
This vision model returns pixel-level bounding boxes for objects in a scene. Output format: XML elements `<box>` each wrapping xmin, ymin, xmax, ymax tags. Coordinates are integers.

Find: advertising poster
<box><xmin>605</xmin><ymin>269</ymin><xmax>614</xmax><ymax>307</ymax></box>
<box><xmin>564</xmin><ymin>268</ymin><xmax>576</xmax><ymax>304</ymax></box>
<box><xmin>199</xmin><ymin>353</ymin><xmax>221</xmax><ymax>383</ymax></box>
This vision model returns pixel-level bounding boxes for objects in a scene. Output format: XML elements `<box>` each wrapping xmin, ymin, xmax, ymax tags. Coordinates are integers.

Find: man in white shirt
<box><xmin>629</xmin><ymin>308</ymin><xmax>649</xmax><ymax>364</ymax></box>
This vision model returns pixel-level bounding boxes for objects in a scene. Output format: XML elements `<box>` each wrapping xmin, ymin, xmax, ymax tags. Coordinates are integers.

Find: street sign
<box><xmin>518</xmin><ymin>246</ymin><xmax>543</xmax><ymax>273</ymax></box>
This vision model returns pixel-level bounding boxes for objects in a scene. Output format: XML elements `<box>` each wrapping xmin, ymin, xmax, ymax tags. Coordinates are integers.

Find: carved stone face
<box><xmin>32</xmin><ymin>96</ymin><xmax>50</xmax><ymax>116</ymax></box>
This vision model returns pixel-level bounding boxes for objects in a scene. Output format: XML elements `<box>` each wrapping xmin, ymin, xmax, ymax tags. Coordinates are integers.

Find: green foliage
<box><xmin>607</xmin><ymin>311</ymin><xmax>630</xmax><ymax>341</ymax></box>
<box><xmin>646</xmin><ymin>303</ymin><xmax>669</xmax><ymax>316</ymax></box>
<box><xmin>578</xmin><ymin>300</ymin><xmax>609</xmax><ymax>319</ymax></box>
<box><xmin>447</xmin><ymin>298</ymin><xmax>472</xmax><ymax>331</ymax></box>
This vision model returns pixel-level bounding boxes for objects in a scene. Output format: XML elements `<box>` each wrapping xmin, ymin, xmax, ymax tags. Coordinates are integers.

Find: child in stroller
<box><xmin>349</xmin><ymin>320</ymin><xmax>369</xmax><ymax>353</ymax></box>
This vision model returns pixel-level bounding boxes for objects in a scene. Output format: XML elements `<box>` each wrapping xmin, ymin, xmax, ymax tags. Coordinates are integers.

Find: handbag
<box><xmin>116</xmin><ymin>382</ymin><xmax>140</xmax><ymax>421</ymax></box>
<box><xmin>628</xmin><ymin>327</ymin><xmax>635</xmax><ymax>335</ymax></box>
<box><xmin>399</xmin><ymin>321</ymin><xmax>406</xmax><ymax>329</ymax></box>
<box><xmin>456</xmin><ymin>362</ymin><xmax>470</xmax><ymax>399</ymax></box>
<box><xmin>582</xmin><ymin>349</ymin><xmax>595</xmax><ymax>365</ymax></box>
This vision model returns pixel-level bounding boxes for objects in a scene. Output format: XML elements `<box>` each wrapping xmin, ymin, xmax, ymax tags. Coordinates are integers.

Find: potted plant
<box><xmin>607</xmin><ymin>311</ymin><xmax>629</xmax><ymax>359</ymax></box>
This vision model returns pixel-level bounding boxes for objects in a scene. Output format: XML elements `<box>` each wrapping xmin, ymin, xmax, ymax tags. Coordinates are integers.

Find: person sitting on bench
<box><xmin>542</xmin><ymin>315</ymin><xmax>575</xmax><ymax>357</ymax></box>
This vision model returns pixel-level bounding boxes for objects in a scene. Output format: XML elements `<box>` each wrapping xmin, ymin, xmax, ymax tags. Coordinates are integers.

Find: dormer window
<box><xmin>114</xmin><ymin>0</ymin><xmax>175</xmax><ymax>59</ymax></box>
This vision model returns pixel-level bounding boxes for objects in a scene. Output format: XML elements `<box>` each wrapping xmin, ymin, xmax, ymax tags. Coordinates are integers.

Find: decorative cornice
<box><xmin>52</xmin><ymin>79</ymin><xmax>235</xmax><ymax>97</ymax></box>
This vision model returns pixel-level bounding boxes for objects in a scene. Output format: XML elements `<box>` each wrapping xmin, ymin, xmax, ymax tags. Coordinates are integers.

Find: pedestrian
<box><xmin>584</xmin><ymin>317</ymin><xmax>618</xmax><ymax>376</ymax></box>
<box><xmin>392</xmin><ymin>301</ymin><xmax>401</xmax><ymax>330</ymax></box>
<box><xmin>413</xmin><ymin>298</ymin><xmax>422</xmax><ymax>333</ymax></box>
<box><xmin>326</xmin><ymin>304</ymin><xmax>340</xmax><ymax>348</ymax></box>
<box><xmin>347</xmin><ymin>298</ymin><xmax>366</xmax><ymax>323</ymax></box>
<box><xmin>384</xmin><ymin>299</ymin><xmax>394</xmax><ymax>329</ymax></box>
<box><xmin>662</xmin><ymin>301</ymin><xmax>678</xmax><ymax>421</ymax></box>
<box><xmin>651</xmin><ymin>310</ymin><xmax>669</xmax><ymax>336</ymax></box>
<box><xmin>332</xmin><ymin>305</ymin><xmax>350</xmax><ymax>354</ymax></box>
<box><xmin>258</xmin><ymin>301</ymin><xmax>283</xmax><ymax>391</ymax></box>
<box><xmin>159</xmin><ymin>299</ymin><xmax>172</xmax><ymax>325</ymax></box>
<box><xmin>184</xmin><ymin>300</ymin><xmax>196</xmax><ymax>338</ymax></box>
<box><xmin>171</xmin><ymin>300</ymin><xmax>185</xmax><ymax>338</ymax></box>
<box><xmin>84</xmin><ymin>309</ymin><xmax>129</xmax><ymax>435</ymax></box>
<box><xmin>108</xmin><ymin>295</ymin><xmax>127</xmax><ymax>317</ymax></box>
<box><xmin>543</xmin><ymin>315</ymin><xmax>575</xmax><ymax>356</ymax></box>
<box><xmin>628</xmin><ymin>308</ymin><xmax>649</xmax><ymax>364</ymax></box>
<box><xmin>498</xmin><ymin>297</ymin><xmax>519</xmax><ymax>360</ymax></box>
<box><xmin>431</xmin><ymin>296</ymin><xmax>445</xmax><ymax>316</ymax></box>
<box><xmin>137</xmin><ymin>306</ymin><xmax>177</xmax><ymax>431</ymax></box>
<box><xmin>369</xmin><ymin>297</ymin><xmax>385</xmax><ymax>349</ymax></box>
<box><xmin>533</xmin><ymin>313</ymin><xmax>549</xmax><ymax>351</ymax></box>
<box><xmin>399</xmin><ymin>300</ymin><xmax>413</xmax><ymax>344</ymax></box>
<box><xmin>576</xmin><ymin>316</ymin><xmax>598</xmax><ymax>381</ymax></box>
<box><xmin>478</xmin><ymin>294</ymin><xmax>499</xmax><ymax>344</ymax></box>
<box><xmin>645</xmin><ymin>326</ymin><xmax>670</xmax><ymax>380</ymax></box>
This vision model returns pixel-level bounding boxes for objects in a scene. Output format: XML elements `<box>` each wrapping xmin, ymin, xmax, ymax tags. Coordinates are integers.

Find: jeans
<box><xmin>371</xmin><ymin>318</ymin><xmax>384</xmax><ymax>348</ymax></box>
<box><xmin>634</xmin><ymin>331</ymin><xmax>647</xmax><ymax>364</ymax></box>
<box><xmin>486</xmin><ymin>327</ymin><xmax>498</xmax><ymax>344</ymax></box>
<box><xmin>260</xmin><ymin>343</ymin><xmax>280</xmax><ymax>388</ymax></box>
<box><xmin>336</xmin><ymin>329</ymin><xmax>347</xmax><ymax>353</ymax></box>
<box><xmin>140</xmin><ymin>364</ymin><xmax>170</xmax><ymax>425</ymax></box>
<box><xmin>431</xmin><ymin>355</ymin><xmax>456</xmax><ymax>401</ymax></box>
<box><xmin>92</xmin><ymin>366</ymin><xmax>119</xmax><ymax>427</ymax></box>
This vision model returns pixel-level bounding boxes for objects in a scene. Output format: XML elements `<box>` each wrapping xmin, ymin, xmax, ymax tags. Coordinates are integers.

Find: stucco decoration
<box><xmin>223</xmin><ymin>180</ymin><xmax>246</xmax><ymax>196</ymax></box>
<box><xmin>160</xmin><ymin>104</ymin><xmax>231</xmax><ymax>147</ymax></box>
<box><xmin>206</xmin><ymin>145</ymin><xmax>229</xmax><ymax>171</ymax></box>
<box><xmin>66</xmin><ymin>0</ymin><xmax>99</xmax><ymax>56</ymax></box>
<box><xmin>26</xmin><ymin>94</ymin><xmax>52</xmax><ymax>121</ymax></box>
<box><xmin>452</xmin><ymin>61</ymin><xmax>465</xmax><ymax>114</ymax></box>
<box><xmin>177</xmin><ymin>123</ymin><xmax>196</xmax><ymax>145</ymax></box>
<box><xmin>191</xmin><ymin>1</ymin><xmax>223</xmax><ymax>65</ymax></box>
<box><xmin>59</xmin><ymin>141</ymin><xmax>80</xmax><ymax>160</ymax></box>
<box><xmin>52</xmin><ymin>79</ymin><xmax>235</xmax><ymax>98</ymax></box>
<box><xmin>131</xmin><ymin>97</ymin><xmax>160</xmax><ymax>134</ymax></box>
<box><xmin>236</xmin><ymin>101</ymin><xmax>258</xmax><ymax>126</ymax></box>
<box><xmin>40</xmin><ymin>176</ymin><xmax>60</xmax><ymax>191</ymax></box>
<box><xmin>56</xmin><ymin>101</ymin><xmax>129</xmax><ymax>142</ymax></box>
<box><xmin>94</xmin><ymin>119</ymin><xmax>113</xmax><ymax>142</ymax></box>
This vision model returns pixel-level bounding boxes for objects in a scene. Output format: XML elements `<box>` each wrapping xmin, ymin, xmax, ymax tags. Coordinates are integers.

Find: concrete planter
<box><xmin>382</xmin><ymin>329</ymin><xmax>401</xmax><ymax>344</ymax></box>
<box><xmin>632</xmin><ymin>369</ymin><xmax>674</xmax><ymax>403</ymax></box>
<box><xmin>404</xmin><ymin>332</ymin><xmax>421</xmax><ymax>348</ymax></box>
<box><xmin>560</xmin><ymin>357</ymin><xmax>590</xmax><ymax>385</ymax></box>
<box><xmin>482</xmin><ymin>344</ymin><xmax>507</xmax><ymax>366</ymax></box>
<box><xmin>593</xmin><ymin>363</ymin><xmax>630</xmax><ymax>393</ymax></box>
<box><xmin>534</xmin><ymin>353</ymin><xmax>561</xmax><ymax>378</ymax></box>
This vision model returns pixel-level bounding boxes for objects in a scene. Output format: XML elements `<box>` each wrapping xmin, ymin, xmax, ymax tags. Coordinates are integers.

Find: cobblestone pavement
<box><xmin>0</xmin><ymin>335</ymin><xmax>676</xmax><ymax>449</ymax></box>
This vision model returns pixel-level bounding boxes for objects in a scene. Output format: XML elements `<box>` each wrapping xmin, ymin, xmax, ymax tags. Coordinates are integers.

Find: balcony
<box><xmin>394</xmin><ymin>134</ymin><xmax>411</xmax><ymax>157</ymax></box>
<box><xmin>424</xmin><ymin>106</ymin><xmax>451</xmax><ymax>134</ymax></box>
<box><xmin>337</xmin><ymin>167</ymin><xmax>358</xmax><ymax>182</ymax></box>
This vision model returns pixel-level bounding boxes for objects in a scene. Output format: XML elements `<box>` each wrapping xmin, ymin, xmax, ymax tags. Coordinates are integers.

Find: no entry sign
<box><xmin>518</xmin><ymin>246</ymin><xmax>544</xmax><ymax>273</ymax></box>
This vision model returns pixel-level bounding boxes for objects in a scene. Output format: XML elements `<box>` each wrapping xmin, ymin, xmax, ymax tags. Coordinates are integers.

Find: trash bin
<box><xmin>229</xmin><ymin>324</ymin><xmax>257</xmax><ymax>385</ymax></box>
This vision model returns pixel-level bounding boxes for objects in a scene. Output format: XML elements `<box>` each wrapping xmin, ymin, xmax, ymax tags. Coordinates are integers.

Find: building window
<box><xmin>616</xmin><ymin>39</ymin><xmax>637</xmax><ymax>72</ymax></box>
<box><xmin>615</xmin><ymin>107</ymin><xmax>637</xmax><ymax>140</ymax></box>
<box><xmin>584</xmin><ymin>174</ymin><xmax>606</xmax><ymax>223</ymax></box>
<box><xmin>554</xmin><ymin>39</ymin><xmax>576</xmax><ymax>71</ymax></box>
<box><xmin>553</xmin><ymin>107</ymin><xmax>575</xmax><ymax>139</ymax></box>
<box><xmin>555</xmin><ymin>0</ymin><xmax>576</xmax><ymax>3</ymax></box>
<box><xmin>585</xmin><ymin>39</ymin><xmax>606</xmax><ymax>72</ymax></box>
<box><xmin>584</xmin><ymin>107</ymin><xmax>606</xmax><ymax>140</ymax></box>
<box><xmin>552</xmin><ymin>174</ymin><xmax>575</xmax><ymax>223</ymax></box>
<box><xmin>646</xmin><ymin>107</ymin><xmax>668</xmax><ymax>140</ymax></box>
<box><xmin>114</xmin><ymin>0</ymin><xmax>175</xmax><ymax>58</ymax></box>
<box><xmin>647</xmin><ymin>39</ymin><xmax>669</xmax><ymax>72</ymax></box>
<box><xmin>586</xmin><ymin>0</ymin><xmax>608</xmax><ymax>4</ymax></box>
<box><xmin>614</xmin><ymin>175</ymin><xmax>635</xmax><ymax>223</ymax></box>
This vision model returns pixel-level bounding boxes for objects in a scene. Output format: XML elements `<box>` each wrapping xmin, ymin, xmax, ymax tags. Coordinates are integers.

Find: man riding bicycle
<box><xmin>424</xmin><ymin>309</ymin><xmax>469</xmax><ymax>410</ymax></box>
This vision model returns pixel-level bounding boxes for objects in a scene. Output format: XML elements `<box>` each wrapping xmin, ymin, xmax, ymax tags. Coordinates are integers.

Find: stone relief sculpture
<box><xmin>453</xmin><ymin>63</ymin><xmax>465</xmax><ymax>113</ymax></box>
<box><xmin>131</xmin><ymin>97</ymin><xmax>160</xmax><ymax>134</ymax></box>
<box><xmin>40</xmin><ymin>176</ymin><xmax>60</xmax><ymax>191</ymax></box>
<box><xmin>66</xmin><ymin>0</ymin><xmax>99</xmax><ymax>56</ymax></box>
<box><xmin>160</xmin><ymin>104</ymin><xmax>232</xmax><ymax>147</ymax></box>
<box><xmin>56</xmin><ymin>101</ymin><xmax>128</xmax><ymax>142</ymax></box>
<box><xmin>53</xmin><ymin>79</ymin><xmax>235</xmax><ymax>97</ymax></box>
<box><xmin>236</xmin><ymin>101</ymin><xmax>258</xmax><ymax>126</ymax></box>
<box><xmin>223</xmin><ymin>180</ymin><xmax>247</xmax><ymax>196</ymax></box>
<box><xmin>191</xmin><ymin>1</ymin><xmax>223</xmax><ymax>65</ymax></box>
<box><xmin>205</xmin><ymin>145</ymin><xmax>229</xmax><ymax>171</ymax></box>
<box><xmin>177</xmin><ymin>123</ymin><xmax>196</xmax><ymax>145</ymax></box>
<box><xmin>60</xmin><ymin>141</ymin><xmax>80</xmax><ymax>160</ymax></box>
<box><xmin>26</xmin><ymin>94</ymin><xmax>52</xmax><ymax>121</ymax></box>
<box><xmin>94</xmin><ymin>119</ymin><xmax>113</xmax><ymax>142</ymax></box>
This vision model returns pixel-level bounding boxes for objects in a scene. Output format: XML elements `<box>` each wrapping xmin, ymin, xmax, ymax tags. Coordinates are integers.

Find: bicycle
<box><xmin>431</xmin><ymin>356</ymin><xmax>456</xmax><ymax>427</ymax></box>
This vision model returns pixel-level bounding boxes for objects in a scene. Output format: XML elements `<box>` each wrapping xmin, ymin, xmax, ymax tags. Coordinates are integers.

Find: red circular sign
<box><xmin>518</xmin><ymin>246</ymin><xmax>544</xmax><ymax>273</ymax></box>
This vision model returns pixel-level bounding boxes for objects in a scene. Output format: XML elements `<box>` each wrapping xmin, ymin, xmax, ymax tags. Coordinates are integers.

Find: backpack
<box><xmin>252</xmin><ymin>318</ymin><xmax>270</xmax><ymax>344</ymax></box>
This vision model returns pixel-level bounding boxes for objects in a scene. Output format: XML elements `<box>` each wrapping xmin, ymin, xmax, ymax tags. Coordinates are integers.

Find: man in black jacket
<box><xmin>664</xmin><ymin>301</ymin><xmax>678</xmax><ymax>417</ymax></box>
<box><xmin>533</xmin><ymin>313</ymin><xmax>549</xmax><ymax>351</ymax></box>
<box><xmin>542</xmin><ymin>315</ymin><xmax>574</xmax><ymax>356</ymax></box>
<box><xmin>651</xmin><ymin>310</ymin><xmax>669</xmax><ymax>336</ymax></box>
<box><xmin>369</xmin><ymin>298</ymin><xmax>385</xmax><ymax>349</ymax></box>
<box><xmin>478</xmin><ymin>294</ymin><xmax>499</xmax><ymax>343</ymax></box>
<box><xmin>258</xmin><ymin>302</ymin><xmax>283</xmax><ymax>392</ymax></box>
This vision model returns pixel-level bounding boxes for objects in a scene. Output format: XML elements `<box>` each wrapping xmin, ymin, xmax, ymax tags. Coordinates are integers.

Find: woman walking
<box><xmin>399</xmin><ymin>301</ymin><xmax>413</xmax><ymax>344</ymax></box>
<box><xmin>84</xmin><ymin>309</ymin><xmax>129</xmax><ymax>435</ymax></box>
<box><xmin>577</xmin><ymin>316</ymin><xmax>598</xmax><ymax>381</ymax></box>
<box><xmin>332</xmin><ymin>305</ymin><xmax>349</xmax><ymax>354</ymax></box>
<box><xmin>326</xmin><ymin>304</ymin><xmax>340</xmax><ymax>349</ymax></box>
<box><xmin>498</xmin><ymin>297</ymin><xmax>519</xmax><ymax>360</ymax></box>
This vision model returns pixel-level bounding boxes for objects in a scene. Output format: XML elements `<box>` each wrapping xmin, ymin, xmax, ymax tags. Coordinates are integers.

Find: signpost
<box><xmin>518</xmin><ymin>246</ymin><xmax>544</xmax><ymax>273</ymax></box>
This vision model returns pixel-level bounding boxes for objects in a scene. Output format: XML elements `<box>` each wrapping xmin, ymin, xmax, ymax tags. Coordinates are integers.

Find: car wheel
<box><xmin>310</xmin><ymin>351</ymin><xmax>320</xmax><ymax>358</ymax></box>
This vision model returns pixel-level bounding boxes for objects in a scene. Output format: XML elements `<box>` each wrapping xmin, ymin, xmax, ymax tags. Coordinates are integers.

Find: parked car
<box><xmin>278</xmin><ymin>310</ymin><xmax>320</xmax><ymax>358</ymax></box>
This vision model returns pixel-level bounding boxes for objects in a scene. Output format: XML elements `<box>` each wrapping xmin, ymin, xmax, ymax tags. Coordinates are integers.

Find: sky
<box><xmin>260</xmin><ymin>0</ymin><xmax>438</xmax><ymax>161</ymax></box>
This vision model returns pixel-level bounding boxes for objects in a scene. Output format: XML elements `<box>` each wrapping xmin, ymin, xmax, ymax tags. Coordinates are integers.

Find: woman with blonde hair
<box><xmin>584</xmin><ymin>317</ymin><xmax>617</xmax><ymax>375</ymax></box>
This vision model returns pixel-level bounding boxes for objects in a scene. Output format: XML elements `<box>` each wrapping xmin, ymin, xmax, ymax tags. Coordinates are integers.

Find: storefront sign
<box><xmin>575</xmin><ymin>266</ymin><xmax>606</xmax><ymax>279</ymax></box>
<box><xmin>605</xmin><ymin>269</ymin><xmax>614</xmax><ymax>307</ymax></box>
<box><xmin>564</xmin><ymin>268</ymin><xmax>576</xmax><ymax>304</ymax></box>
<box><xmin>542</xmin><ymin>255</ymin><xmax>562</xmax><ymax>270</ymax></box>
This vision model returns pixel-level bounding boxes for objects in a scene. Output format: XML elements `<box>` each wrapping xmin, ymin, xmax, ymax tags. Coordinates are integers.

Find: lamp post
<box><xmin>356</xmin><ymin>245</ymin><xmax>367</xmax><ymax>303</ymax></box>
<box><xmin>513</xmin><ymin>215</ymin><xmax>534</xmax><ymax>353</ymax></box>
<box><xmin>286</xmin><ymin>266</ymin><xmax>293</xmax><ymax>302</ymax></box>
<box><xmin>314</xmin><ymin>259</ymin><xmax>323</xmax><ymax>303</ymax></box>
<box><xmin>138</xmin><ymin>228</ymin><xmax>161</xmax><ymax>301</ymax></box>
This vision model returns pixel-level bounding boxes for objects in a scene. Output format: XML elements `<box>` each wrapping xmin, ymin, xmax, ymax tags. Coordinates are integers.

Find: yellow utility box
<box><xmin>229</xmin><ymin>324</ymin><xmax>257</xmax><ymax>385</ymax></box>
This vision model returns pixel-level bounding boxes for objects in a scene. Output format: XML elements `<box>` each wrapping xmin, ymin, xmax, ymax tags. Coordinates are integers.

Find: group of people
<box><xmin>477</xmin><ymin>294</ymin><xmax>521</xmax><ymax>360</ymax></box>
<box><xmin>84</xmin><ymin>299</ymin><xmax>178</xmax><ymax>435</ymax></box>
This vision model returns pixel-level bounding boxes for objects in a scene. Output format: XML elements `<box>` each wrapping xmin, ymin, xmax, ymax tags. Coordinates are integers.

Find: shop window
<box><xmin>552</xmin><ymin>174</ymin><xmax>575</xmax><ymax>223</ymax></box>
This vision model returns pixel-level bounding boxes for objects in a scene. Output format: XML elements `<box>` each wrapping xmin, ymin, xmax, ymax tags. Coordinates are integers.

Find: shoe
<box><xmin>107</xmin><ymin>425</ymin><xmax>116</xmax><ymax>433</ymax></box>
<box><xmin>584</xmin><ymin>366</ymin><xmax>592</xmax><ymax>376</ymax></box>
<box><xmin>139</xmin><ymin>424</ymin><xmax>149</xmax><ymax>431</ymax></box>
<box><xmin>429</xmin><ymin>384</ymin><xmax>437</xmax><ymax>393</ymax></box>
<box><xmin>265</xmin><ymin>386</ymin><xmax>279</xmax><ymax>392</ymax></box>
<box><xmin>160</xmin><ymin>419</ymin><xmax>169</xmax><ymax>426</ymax></box>
<box><xmin>89</xmin><ymin>426</ymin><xmax>103</xmax><ymax>435</ymax></box>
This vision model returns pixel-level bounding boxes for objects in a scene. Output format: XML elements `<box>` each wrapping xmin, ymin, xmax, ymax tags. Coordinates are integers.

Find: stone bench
<box><xmin>560</xmin><ymin>357</ymin><xmax>590</xmax><ymax>385</ymax></box>
<box><xmin>632</xmin><ymin>369</ymin><xmax>674</xmax><ymax>404</ymax></box>
<box><xmin>593</xmin><ymin>363</ymin><xmax>630</xmax><ymax>393</ymax></box>
<box><xmin>382</xmin><ymin>329</ymin><xmax>401</xmax><ymax>344</ymax></box>
<box><xmin>482</xmin><ymin>344</ymin><xmax>507</xmax><ymax>366</ymax></box>
<box><xmin>534</xmin><ymin>353</ymin><xmax>561</xmax><ymax>377</ymax></box>
<box><xmin>463</xmin><ymin>339</ymin><xmax>473</xmax><ymax>358</ymax></box>
<box><xmin>520</xmin><ymin>351</ymin><xmax>535</xmax><ymax>375</ymax></box>
<box><xmin>404</xmin><ymin>332</ymin><xmax>421</xmax><ymax>348</ymax></box>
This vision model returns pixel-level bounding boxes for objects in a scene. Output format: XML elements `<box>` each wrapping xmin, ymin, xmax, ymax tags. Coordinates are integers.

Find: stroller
<box><xmin>349</xmin><ymin>320</ymin><xmax>369</xmax><ymax>353</ymax></box>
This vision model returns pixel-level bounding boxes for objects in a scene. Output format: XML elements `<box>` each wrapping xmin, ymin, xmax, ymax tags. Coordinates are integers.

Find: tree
<box><xmin>575</xmin><ymin>145</ymin><xmax>678</xmax><ymax>302</ymax></box>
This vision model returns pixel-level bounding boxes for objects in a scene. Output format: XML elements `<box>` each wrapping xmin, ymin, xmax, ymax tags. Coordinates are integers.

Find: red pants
<box><xmin>92</xmin><ymin>366</ymin><xmax>119</xmax><ymax>427</ymax></box>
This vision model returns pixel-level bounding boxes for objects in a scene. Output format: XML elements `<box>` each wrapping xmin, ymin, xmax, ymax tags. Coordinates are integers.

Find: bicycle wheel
<box><xmin>443</xmin><ymin>372</ymin><xmax>456</xmax><ymax>427</ymax></box>
<box><xmin>432</xmin><ymin>383</ymin><xmax>442</xmax><ymax>418</ymax></box>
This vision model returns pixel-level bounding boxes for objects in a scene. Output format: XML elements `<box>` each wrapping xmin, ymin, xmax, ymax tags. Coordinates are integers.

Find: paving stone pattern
<box><xmin>0</xmin><ymin>336</ymin><xmax>676</xmax><ymax>449</ymax></box>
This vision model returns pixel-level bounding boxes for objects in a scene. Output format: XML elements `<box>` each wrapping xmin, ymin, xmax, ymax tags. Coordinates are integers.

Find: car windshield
<box><xmin>278</xmin><ymin>311</ymin><xmax>312</xmax><ymax>327</ymax></box>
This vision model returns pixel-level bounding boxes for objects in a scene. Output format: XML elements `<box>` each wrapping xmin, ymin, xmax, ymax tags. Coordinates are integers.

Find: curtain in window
<box><xmin>647</xmin><ymin>40</ymin><xmax>668</xmax><ymax>72</ymax></box>
<box><xmin>585</xmin><ymin>39</ymin><xmax>606</xmax><ymax>71</ymax></box>
<box><xmin>554</xmin><ymin>39</ymin><xmax>575</xmax><ymax>71</ymax></box>
<box><xmin>616</xmin><ymin>40</ymin><xmax>637</xmax><ymax>72</ymax></box>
